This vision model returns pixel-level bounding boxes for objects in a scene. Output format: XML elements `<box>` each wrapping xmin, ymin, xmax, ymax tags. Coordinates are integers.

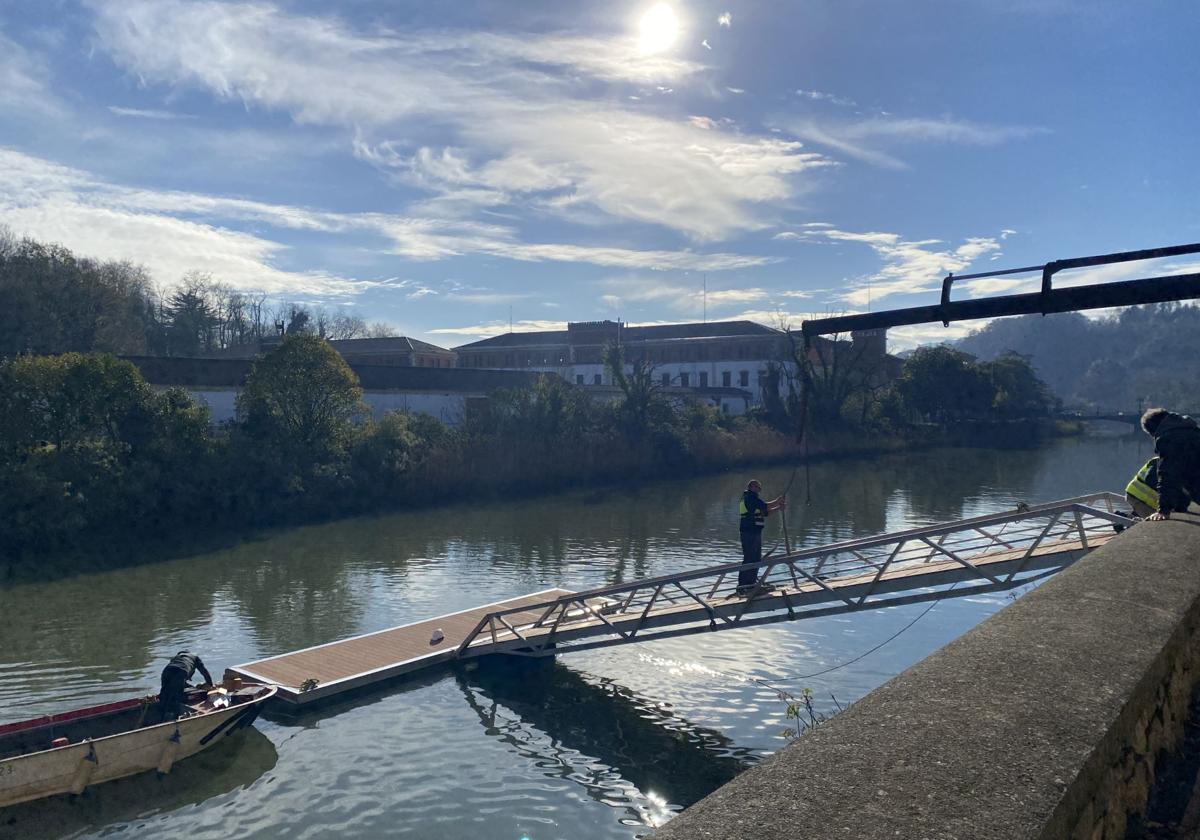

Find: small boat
<box><xmin>0</xmin><ymin>677</ymin><xmax>276</xmax><ymax>808</ymax></box>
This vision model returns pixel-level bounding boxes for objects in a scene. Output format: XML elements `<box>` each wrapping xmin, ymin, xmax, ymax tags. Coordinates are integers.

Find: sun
<box><xmin>638</xmin><ymin>3</ymin><xmax>679</xmax><ymax>54</ymax></box>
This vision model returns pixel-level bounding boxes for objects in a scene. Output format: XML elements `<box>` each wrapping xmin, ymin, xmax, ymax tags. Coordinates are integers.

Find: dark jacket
<box><xmin>165</xmin><ymin>651</ymin><xmax>213</xmax><ymax>685</ymax></box>
<box><xmin>1152</xmin><ymin>413</ymin><xmax>1200</xmax><ymax>513</ymax></box>
<box><xmin>739</xmin><ymin>490</ymin><xmax>769</xmax><ymax>532</ymax></box>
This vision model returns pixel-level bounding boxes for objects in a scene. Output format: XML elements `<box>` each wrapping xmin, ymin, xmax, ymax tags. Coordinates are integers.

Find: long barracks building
<box><xmin>454</xmin><ymin>320</ymin><xmax>891</xmax><ymax>408</ymax></box>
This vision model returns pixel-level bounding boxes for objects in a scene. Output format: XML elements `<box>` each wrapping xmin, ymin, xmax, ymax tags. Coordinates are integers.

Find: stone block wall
<box><xmin>652</xmin><ymin>510</ymin><xmax>1200</xmax><ymax>840</ymax></box>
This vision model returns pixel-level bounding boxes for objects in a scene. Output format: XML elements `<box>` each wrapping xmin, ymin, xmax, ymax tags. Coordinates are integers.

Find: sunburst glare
<box><xmin>638</xmin><ymin>3</ymin><xmax>679</xmax><ymax>54</ymax></box>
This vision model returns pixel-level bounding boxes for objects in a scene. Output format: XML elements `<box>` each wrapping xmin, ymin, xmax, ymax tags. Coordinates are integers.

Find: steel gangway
<box><xmin>454</xmin><ymin>493</ymin><xmax>1131</xmax><ymax>659</ymax></box>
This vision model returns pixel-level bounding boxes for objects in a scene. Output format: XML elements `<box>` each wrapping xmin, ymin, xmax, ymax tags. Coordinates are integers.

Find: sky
<box><xmin>1</xmin><ymin>0</ymin><xmax>1198</xmax><ymax>350</ymax></box>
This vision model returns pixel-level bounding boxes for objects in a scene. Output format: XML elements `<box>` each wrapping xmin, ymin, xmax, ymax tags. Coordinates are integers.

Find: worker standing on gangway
<box><xmin>738</xmin><ymin>480</ymin><xmax>786</xmax><ymax>594</ymax></box>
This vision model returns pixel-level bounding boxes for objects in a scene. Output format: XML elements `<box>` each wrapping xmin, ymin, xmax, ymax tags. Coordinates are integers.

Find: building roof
<box><xmin>453</xmin><ymin>320</ymin><xmax>781</xmax><ymax>350</ymax></box>
<box><xmin>124</xmin><ymin>356</ymin><xmax>536</xmax><ymax>392</ymax></box>
<box><xmin>329</xmin><ymin>336</ymin><xmax>454</xmax><ymax>356</ymax></box>
<box><xmin>204</xmin><ymin>335</ymin><xmax>454</xmax><ymax>359</ymax></box>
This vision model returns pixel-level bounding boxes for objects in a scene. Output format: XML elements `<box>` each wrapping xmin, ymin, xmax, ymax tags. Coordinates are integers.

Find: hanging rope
<box><xmin>757</xmin><ymin>567</ymin><xmax>1060</xmax><ymax>689</ymax></box>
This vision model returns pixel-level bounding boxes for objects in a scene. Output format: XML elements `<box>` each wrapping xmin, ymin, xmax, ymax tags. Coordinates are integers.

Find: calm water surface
<box><xmin>0</xmin><ymin>431</ymin><xmax>1152</xmax><ymax>839</ymax></box>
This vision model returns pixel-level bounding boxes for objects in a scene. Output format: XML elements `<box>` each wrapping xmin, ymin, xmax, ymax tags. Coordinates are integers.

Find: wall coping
<box><xmin>652</xmin><ymin>509</ymin><xmax>1200</xmax><ymax>840</ymax></box>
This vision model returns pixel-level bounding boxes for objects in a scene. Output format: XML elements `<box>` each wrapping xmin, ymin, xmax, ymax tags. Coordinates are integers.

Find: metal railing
<box><xmin>801</xmin><ymin>242</ymin><xmax>1200</xmax><ymax>337</ymax></box>
<box><xmin>454</xmin><ymin>493</ymin><xmax>1131</xmax><ymax>659</ymax></box>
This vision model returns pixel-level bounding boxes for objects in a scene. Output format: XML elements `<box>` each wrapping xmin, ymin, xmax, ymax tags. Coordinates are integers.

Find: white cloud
<box><xmin>91</xmin><ymin>0</ymin><xmax>832</xmax><ymax>241</ymax></box>
<box><xmin>107</xmin><ymin>106</ymin><xmax>194</xmax><ymax>120</ymax></box>
<box><xmin>446</xmin><ymin>291</ymin><xmax>533</xmax><ymax>305</ymax></box>
<box><xmin>889</xmin><ymin>320</ymin><xmax>989</xmax><ymax>351</ymax></box>
<box><xmin>0</xmin><ymin>146</ymin><xmax>769</xmax><ymax>299</ymax></box>
<box><xmin>718</xmin><ymin>12</ymin><xmax>732</xmax><ymax>27</ymax></box>
<box><xmin>0</xmin><ymin>32</ymin><xmax>61</xmax><ymax>117</ymax></box>
<box><xmin>777</xmin><ymin>225</ymin><xmax>1005</xmax><ymax>307</ymax></box>
<box><xmin>788</xmin><ymin>116</ymin><xmax>1045</xmax><ymax>170</ymax></box>
<box><xmin>597</xmin><ymin>275</ymin><xmax>769</xmax><ymax>314</ymax></box>
<box><xmin>795</xmin><ymin>88</ymin><xmax>858</xmax><ymax>108</ymax></box>
<box><xmin>428</xmin><ymin>319</ymin><xmax>568</xmax><ymax>341</ymax></box>
<box><xmin>960</xmin><ymin>277</ymin><xmax>1037</xmax><ymax>297</ymax></box>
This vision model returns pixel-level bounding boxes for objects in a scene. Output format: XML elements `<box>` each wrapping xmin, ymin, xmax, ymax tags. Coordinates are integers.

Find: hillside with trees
<box><xmin>0</xmin><ymin>227</ymin><xmax>395</xmax><ymax>358</ymax></box>
<box><xmin>956</xmin><ymin>303</ymin><xmax>1200</xmax><ymax>411</ymax></box>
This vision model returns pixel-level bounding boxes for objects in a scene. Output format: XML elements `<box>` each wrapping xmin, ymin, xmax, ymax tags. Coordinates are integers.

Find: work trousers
<box><xmin>157</xmin><ymin>665</ymin><xmax>190</xmax><ymax>723</ymax></box>
<box><xmin>739</xmin><ymin>528</ymin><xmax>763</xmax><ymax>587</ymax></box>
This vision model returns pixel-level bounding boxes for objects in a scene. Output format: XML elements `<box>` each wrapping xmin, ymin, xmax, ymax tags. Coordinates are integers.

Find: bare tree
<box><xmin>365</xmin><ymin>322</ymin><xmax>398</xmax><ymax>338</ymax></box>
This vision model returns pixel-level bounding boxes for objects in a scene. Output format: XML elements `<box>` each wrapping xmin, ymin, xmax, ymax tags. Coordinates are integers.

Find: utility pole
<box><xmin>703</xmin><ymin>274</ymin><xmax>707</xmax><ymax>323</ymax></box>
<box><xmin>509</xmin><ymin>306</ymin><xmax>513</xmax><ymax>333</ymax></box>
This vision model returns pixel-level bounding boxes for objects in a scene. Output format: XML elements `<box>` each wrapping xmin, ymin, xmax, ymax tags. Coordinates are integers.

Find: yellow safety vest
<box><xmin>1125</xmin><ymin>458</ymin><xmax>1159</xmax><ymax>509</ymax></box>
<box><xmin>739</xmin><ymin>493</ymin><xmax>767</xmax><ymax>529</ymax></box>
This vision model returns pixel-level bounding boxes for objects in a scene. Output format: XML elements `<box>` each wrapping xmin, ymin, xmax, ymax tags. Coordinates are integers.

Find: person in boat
<box><xmin>157</xmin><ymin>651</ymin><xmax>214</xmax><ymax>722</ymax></box>
<box><xmin>1140</xmin><ymin>408</ymin><xmax>1200</xmax><ymax>521</ymax></box>
<box><xmin>738</xmin><ymin>479</ymin><xmax>785</xmax><ymax>593</ymax></box>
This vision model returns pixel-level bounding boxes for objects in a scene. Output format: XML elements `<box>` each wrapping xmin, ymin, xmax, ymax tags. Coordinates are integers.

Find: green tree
<box><xmin>237</xmin><ymin>335</ymin><xmax>366</xmax><ymax>460</ymax></box>
<box><xmin>982</xmin><ymin>352</ymin><xmax>1055</xmax><ymax>418</ymax></box>
<box><xmin>481</xmin><ymin>374</ymin><xmax>596</xmax><ymax>440</ymax></box>
<box><xmin>897</xmin><ymin>346</ymin><xmax>993</xmax><ymax>422</ymax></box>
<box><xmin>603</xmin><ymin>342</ymin><xmax>676</xmax><ymax>441</ymax></box>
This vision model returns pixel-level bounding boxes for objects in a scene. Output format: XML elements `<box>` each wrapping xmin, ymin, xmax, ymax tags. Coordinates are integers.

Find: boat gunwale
<box><xmin>0</xmin><ymin>697</ymin><xmax>146</xmax><ymax>738</ymax></box>
<box><xmin>0</xmin><ymin>684</ymin><xmax>277</xmax><ymax>765</ymax></box>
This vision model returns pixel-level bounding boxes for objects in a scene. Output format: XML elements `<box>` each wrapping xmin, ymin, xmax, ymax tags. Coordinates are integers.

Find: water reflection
<box><xmin>0</xmin><ymin>727</ymin><xmax>277</xmax><ymax>840</ymax></box>
<box><xmin>0</xmin><ymin>435</ymin><xmax>1154</xmax><ymax>840</ymax></box>
<box><xmin>456</xmin><ymin>658</ymin><xmax>755</xmax><ymax>829</ymax></box>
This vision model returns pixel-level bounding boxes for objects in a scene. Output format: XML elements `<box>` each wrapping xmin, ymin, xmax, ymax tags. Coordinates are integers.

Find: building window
<box><xmin>661</xmin><ymin>372</ymin><xmax>670</xmax><ymax>387</ymax></box>
<box><xmin>722</xmin><ymin>371</ymin><xmax>731</xmax><ymax>387</ymax></box>
<box><xmin>680</xmin><ymin>372</ymin><xmax>689</xmax><ymax>387</ymax></box>
<box><xmin>699</xmin><ymin>371</ymin><xmax>708</xmax><ymax>387</ymax></box>
<box><xmin>594</xmin><ymin>373</ymin><xmax>602</xmax><ymax>385</ymax></box>
<box><xmin>576</xmin><ymin>374</ymin><xmax>584</xmax><ymax>385</ymax></box>
<box><xmin>739</xmin><ymin>370</ymin><xmax>749</xmax><ymax>387</ymax></box>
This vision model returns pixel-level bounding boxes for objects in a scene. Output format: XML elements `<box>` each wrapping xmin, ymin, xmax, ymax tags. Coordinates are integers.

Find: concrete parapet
<box><xmin>652</xmin><ymin>510</ymin><xmax>1200</xmax><ymax>840</ymax></box>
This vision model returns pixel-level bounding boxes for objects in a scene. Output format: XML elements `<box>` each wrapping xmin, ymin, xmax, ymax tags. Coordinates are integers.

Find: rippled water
<box><xmin>0</xmin><ymin>431</ymin><xmax>1152</xmax><ymax>839</ymax></box>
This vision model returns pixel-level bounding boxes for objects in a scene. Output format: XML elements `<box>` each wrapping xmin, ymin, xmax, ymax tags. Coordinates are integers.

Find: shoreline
<box><xmin>1</xmin><ymin>419</ymin><xmax>1076</xmax><ymax>586</ymax></box>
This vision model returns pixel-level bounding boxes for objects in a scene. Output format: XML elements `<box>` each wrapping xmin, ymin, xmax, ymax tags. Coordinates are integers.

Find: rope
<box><xmin>764</xmin><ymin>567</ymin><xmax>1060</xmax><ymax>686</ymax></box>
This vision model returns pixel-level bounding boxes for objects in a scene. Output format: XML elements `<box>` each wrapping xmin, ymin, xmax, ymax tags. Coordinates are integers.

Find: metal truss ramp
<box><xmin>455</xmin><ymin>493</ymin><xmax>1130</xmax><ymax>659</ymax></box>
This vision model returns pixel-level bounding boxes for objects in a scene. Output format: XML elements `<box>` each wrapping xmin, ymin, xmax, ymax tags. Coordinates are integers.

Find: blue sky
<box><xmin>1</xmin><ymin>0</ymin><xmax>1197</xmax><ymax>348</ymax></box>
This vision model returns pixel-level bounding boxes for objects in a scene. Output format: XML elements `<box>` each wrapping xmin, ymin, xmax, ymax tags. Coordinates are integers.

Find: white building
<box><xmin>455</xmin><ymin>320</ymin><xmax>790</xmax><ymax>412</ymax></box>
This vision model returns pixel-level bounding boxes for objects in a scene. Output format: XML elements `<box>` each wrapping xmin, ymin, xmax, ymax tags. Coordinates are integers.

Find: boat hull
<box><xmin>0</xmin><ymin>685</ymin><xmax>276</xmax><ymax>808</ymax></box>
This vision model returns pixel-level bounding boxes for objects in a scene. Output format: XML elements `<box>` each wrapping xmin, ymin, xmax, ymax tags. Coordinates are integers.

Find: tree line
<box><xmin>957</xmin><ymin>303</ymin><xmax>1200</xmax><ymax>411</ymax></box>
<box><xmin>0</xmin><ymin>228</ymin><xmax>395</xmax><ymax>358</ymax></box>
<box><xmin>0</xmin><ymin>338</ymin><xmax>803</xmax><ymax>575</ymax></box>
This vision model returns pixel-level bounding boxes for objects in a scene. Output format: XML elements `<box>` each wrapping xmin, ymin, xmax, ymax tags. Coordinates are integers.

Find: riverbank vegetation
<box><xmin>0</xmin><ymin>335</ymin><xmax>1062</xmax><ymax>577</ymax></box>
<box><xmin>1</xmin><ymin>230</ymin><xmax>1063</xmax><ymax>576</ymax></box>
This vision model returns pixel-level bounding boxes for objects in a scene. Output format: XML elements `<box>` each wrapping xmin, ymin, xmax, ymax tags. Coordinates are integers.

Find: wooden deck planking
<box><xmin>228</xmin><ymin>527</ymin><xmax>1117</xmax><ymax>704</ymax></box>
<box><xmin>228</xmin><ymin>588</ymin><xmax>571</xmax><ymax>703</ymax></box>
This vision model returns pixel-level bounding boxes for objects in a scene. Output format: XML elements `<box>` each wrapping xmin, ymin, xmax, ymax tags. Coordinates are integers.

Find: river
<box><xmin>0</xmin><ymin>430</ymin><xmax>1152</xmax><ymax>839</ymax></box>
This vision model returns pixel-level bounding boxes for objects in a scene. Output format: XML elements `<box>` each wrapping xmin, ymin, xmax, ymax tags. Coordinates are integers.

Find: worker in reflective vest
<box><xmin>1141</xmin><ymin>408</ymin><xmax>1200</xmax><ymax>520</ymax></box>
<box><xmin>1125</xmin><ymin>457</ymin><xmax>1160</xmax><ymax>519</ymax></box>
<box><xmin>738</xmin><ymin>479</ymin><xmax>786</xmax><ymax>592</ymax></box>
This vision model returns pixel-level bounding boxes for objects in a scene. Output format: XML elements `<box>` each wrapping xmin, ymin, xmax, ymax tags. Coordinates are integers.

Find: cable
<box><xmin>764</xmin><ymin>567</ymin><xmax>1060</xmax><ymax>686</ymax></box>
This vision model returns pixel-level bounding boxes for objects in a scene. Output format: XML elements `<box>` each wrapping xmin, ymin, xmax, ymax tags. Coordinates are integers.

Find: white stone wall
<box><xmin>559</xmin><ymin>361</ymin><xmax>789</xmax><ymax>406</ymax></box>
<box><xmin>167</xmin><ymin>387</ymin><xmax>468</xmax><ymax>426</ymax></box>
